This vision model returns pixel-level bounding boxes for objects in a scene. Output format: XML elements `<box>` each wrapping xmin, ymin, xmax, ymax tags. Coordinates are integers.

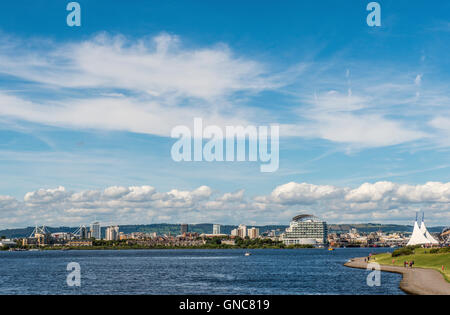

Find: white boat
<box><xmin>244</xmin><ymin>252</ymin><xmax>251</xmax><ymax>256</ymax></box>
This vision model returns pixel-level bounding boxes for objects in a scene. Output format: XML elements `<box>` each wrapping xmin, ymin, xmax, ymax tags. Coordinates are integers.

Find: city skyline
<box><xmin>0</xmin><ymin>1</ymin><xmax>449</xmax><ymax>228</ymax></box>
<box><xmin>1</xmin><ymin>208</ymin><xmax>447</xmax><ymax>233</ymax></box>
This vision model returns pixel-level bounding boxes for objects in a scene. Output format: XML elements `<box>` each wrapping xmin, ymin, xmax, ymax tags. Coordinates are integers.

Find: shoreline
<box><xmin>4</xmin><ymin>246</ymin><xmax>319</xmax><ymax>252</ymax></box>
<box><xmin>344</xmin><ymin>256</ymin><xmax>450</xmax><ymax>295</ymax></box>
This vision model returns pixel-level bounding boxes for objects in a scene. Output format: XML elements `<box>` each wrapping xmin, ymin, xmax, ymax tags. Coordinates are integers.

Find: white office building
<box><xmin>213</xmin><ymin>224</ymin><xmax>221</xmax><ymax>235</ymax></box>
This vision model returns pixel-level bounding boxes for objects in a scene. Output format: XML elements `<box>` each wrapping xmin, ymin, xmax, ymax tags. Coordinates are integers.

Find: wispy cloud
<box><xmin>0</xmin><ymin>32</ymin><xmax>448</xmax><ymax>152</ymax></box>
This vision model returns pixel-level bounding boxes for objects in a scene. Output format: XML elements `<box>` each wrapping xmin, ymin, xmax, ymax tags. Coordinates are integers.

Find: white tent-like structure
<box><xmin>419</xmin><ymin>214</ymin><xmax>439</xmax><ymax>245</ymax></box>
<box><xmin>407</xmin><ymin>219</ymin><xmax>431</xmax><ymax>246</ymax></box>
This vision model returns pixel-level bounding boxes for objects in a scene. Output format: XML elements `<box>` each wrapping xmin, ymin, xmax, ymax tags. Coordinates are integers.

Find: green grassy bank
<box><xmin>374</xmin><ymin>247</ymin><xmax>450</xmax><ymax>282</ymax></box>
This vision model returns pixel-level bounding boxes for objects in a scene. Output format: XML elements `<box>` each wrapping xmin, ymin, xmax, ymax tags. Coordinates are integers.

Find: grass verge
<box><xmin>374</xmin><ymin>248</ymin><xmax>450</xmax><ymax>282</ymax></box>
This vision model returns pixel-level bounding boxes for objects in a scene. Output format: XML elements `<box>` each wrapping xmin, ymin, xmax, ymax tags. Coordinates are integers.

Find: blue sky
<box><xmin>0</xmin><ymin>1</ymin><xmax>449</xmax><ymax>228</ymax></box>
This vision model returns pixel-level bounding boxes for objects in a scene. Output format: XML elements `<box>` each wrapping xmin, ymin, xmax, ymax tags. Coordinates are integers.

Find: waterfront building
<box><xmin>231</xmin><ymin>228</ymin><xmax>238</xmax><ymax>236</ymax></box>
<box><xmin>80</xmin><ymin>226</ymin><xmax>88</xmax><ymax>239</ymax></box>
<box><xmin>201</xmin><ymin>233</ymin><xmax>228</xmax><ymax>238</ymax></box>
<box><xmin>237</xmin><ymin>224</ymin><xmax>247</xmax><ymax>238</ymax></box>
<box><xmin>213</xmin><ymin>224</ymin><xmax>221</xmax><ymax>235</ymax></box>
<box><xmin>248</xmin><ymin>227</ymin><xmax>259</xmax><ymax>239</ymax></box>
<box><xmin>105</xmin><ymin>226</ymin><xmax>119</xmax><ymax>241</ymax></box>
<box><xmin>90</xmin><ymin>222</ymin><xmax>101</xmax><ymax>239</ymax></box>
<box><xmin>36</xmin><ymin>233</ymin><xmax>50</xmax><ymax>246</ymax></box>
<box><xmin>282</xmin><ymin>214</ymin><xmax>328</xmax><ymax>245</ymax></box>
<box><xmin>180</xmin><ymin>224</ymin><xmax>188</xmax><ymax>235</ymax></box>
<box><xmin>51</xmin><ymin>232</ymin><xmax>71</xmax><ymax>242</ymax></box>
<box><xmin>0</xmin><ymin>239</ymin><xmax>17</xmax><ymax>248</ymax></box>
<box><xmin>67</xmin><ymin>240</ymin><xmax>93</xmax><ymax>247</ymax></box>
<box><xmin>26</xmin><ymin>225</ymin><xmax>52</xmax><ymax>246</ymax></box>
<box><xmin>221</xmin><ymin>240</ymin><xmax>236</xmax><ymax>246</ymax></box>
<box><xmin>119</xmin><ymin>232</ymin><xmax>127</xmax><ymax>240</ymax></box>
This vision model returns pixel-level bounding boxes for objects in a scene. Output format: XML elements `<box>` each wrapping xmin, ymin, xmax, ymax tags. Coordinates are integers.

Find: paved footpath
<box><xmin>344</xmin><ymin>257</ymin><xmax>450</xmax><ymax>295</ymax></box>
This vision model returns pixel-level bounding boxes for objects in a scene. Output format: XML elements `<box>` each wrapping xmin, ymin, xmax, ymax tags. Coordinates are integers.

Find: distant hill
<box><xmin>0</xmin><ymin>223</ymin><xmax>446</xmax><ymax>239</ymax></box>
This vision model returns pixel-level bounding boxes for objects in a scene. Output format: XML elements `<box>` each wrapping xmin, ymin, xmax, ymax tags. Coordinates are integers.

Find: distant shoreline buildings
<box><xmin>230</xmin><ymin>225</ymin><xmax>260</xmax><ymax>239</ymax></box>
<box><xmin>2</xmin><ymin>214</ymin><xmax>448</xmax><ymax>249</ymax></box>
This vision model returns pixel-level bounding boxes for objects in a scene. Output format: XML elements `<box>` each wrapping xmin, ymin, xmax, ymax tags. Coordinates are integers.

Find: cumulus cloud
<box><xmin>122</xmin><ymin>186</ymin><xmax>156</xmax><ymax>201</ymax></box>
<box><xmin>262</xmin><ymin>182</ymin><xmax>344</xmax><ymax>205</ymax></box>
<box><xmin>103</xmin><ymin>186</ymin><xmax>130</xmax><ymax>199</ymax></box>
<box><xmin>345</xmin><ymin>181</ymin><xmax>450</xmax><ymax>204</ymax></box>
<box><xmin>1</xmin><ymin>181</ymin><xmax>450</xmax><ymax>229</ymax></box>
<box><xmin>217</xmin><ymin>189</ymin><xmax>245</xmax><ymax>202</ymax></box>
<box><xmin>24</xmin><ymin>186</ymin><xmax>68</xmax><ymax>205</ymax></box>
<box><xmin>345</xmin><ymin>182</ymin><xmax>396</xmax><ymax>202</ymax></box>
<box><xmin>394</xmin><ymin>182</ymin><xmax>450</xmax><ymax>203</ymax></box>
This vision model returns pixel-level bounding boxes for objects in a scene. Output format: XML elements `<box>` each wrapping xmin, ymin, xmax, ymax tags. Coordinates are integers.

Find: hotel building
<box><xmin>282</xmin><ymin>214</ymin><xmax>328</xmax><ymax>245</ymax></box>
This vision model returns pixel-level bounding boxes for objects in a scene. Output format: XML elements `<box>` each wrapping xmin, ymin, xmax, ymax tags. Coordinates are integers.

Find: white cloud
<box><xmin>429</xmin><ymin>117</ymin><xmax>450</xmax><ymax>146</ymax></box>
<box><xmin>395</xmin><ymin>182</ymin><xmax>450</xmax><ymax>203</ymax></box>
<box><xmin>217</xmin><ymin>189</ymin><xmax>245</xmax><ymax>202</ymax></box>
<box><xmin>345</xmin><ymin>181</ymin><xmax>450</xmax><ymax>204</ymax></box>
<box><xmin>103</xmin><ymin>186</ymin><xmax>130</xmax><ymax>199</ymax></box>
<box><xmin>258</xmin><ymin>182</ymin><xmax>344</xmax><ymax>205</ymax></box>
<box><xmin>0</xmin><ymin>33</ymin><xmax>281</xmax><ymax>101</ymax></box>
<box><xmin>123</xmin><ymin>186</ymin><xmax>156</xmax><ymax>201</ymax></box>
<box><xmin>1</xmin><ymin>32</ymin><xmax>446</xmax><ymax>150</ymax></box>
<box><xmin>24</xmin><ymin>186</ymin><xmax>67</xmax><ymax>205</ymax></box>
<box><xmin>415</xmin><ymin>74</ymin><xmax>422</xmax><ymax>86</ymax></box>
<box><xmin>0</xmin><ymin>33</ymin><xmax>290</xmax><ymax>138</ymax></box>
<box><xmin>283</xmin><ymin>88</ymin><xmax>428</xmax><ymax>148</ymax></box>
<box><xmin>1</xmin><ymin>181</ymin><xmax>450</xmax><ymax>229</ymax></box>
<box><xmin>346</xmin><ymin>182</ymin><xmax>396</xmax><ymax>202</ymax></box>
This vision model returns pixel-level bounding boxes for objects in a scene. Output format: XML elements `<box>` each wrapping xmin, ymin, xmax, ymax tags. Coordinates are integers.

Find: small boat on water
<box><xmin>328</xmin><ymin>248</ymin><xmax>335</xmax><ymax>251</ymax></box>
<box><xmin>244</xmin><ymin>252</ymin><xmax>251</xmax><ymax>256</ymax></box>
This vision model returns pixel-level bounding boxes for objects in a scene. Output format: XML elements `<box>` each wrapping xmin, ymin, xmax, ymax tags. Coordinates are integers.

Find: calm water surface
<box><xmin>0</xmin><ymin>248</ymin><xmax>405</xmax><ymax>295</ymax></box>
